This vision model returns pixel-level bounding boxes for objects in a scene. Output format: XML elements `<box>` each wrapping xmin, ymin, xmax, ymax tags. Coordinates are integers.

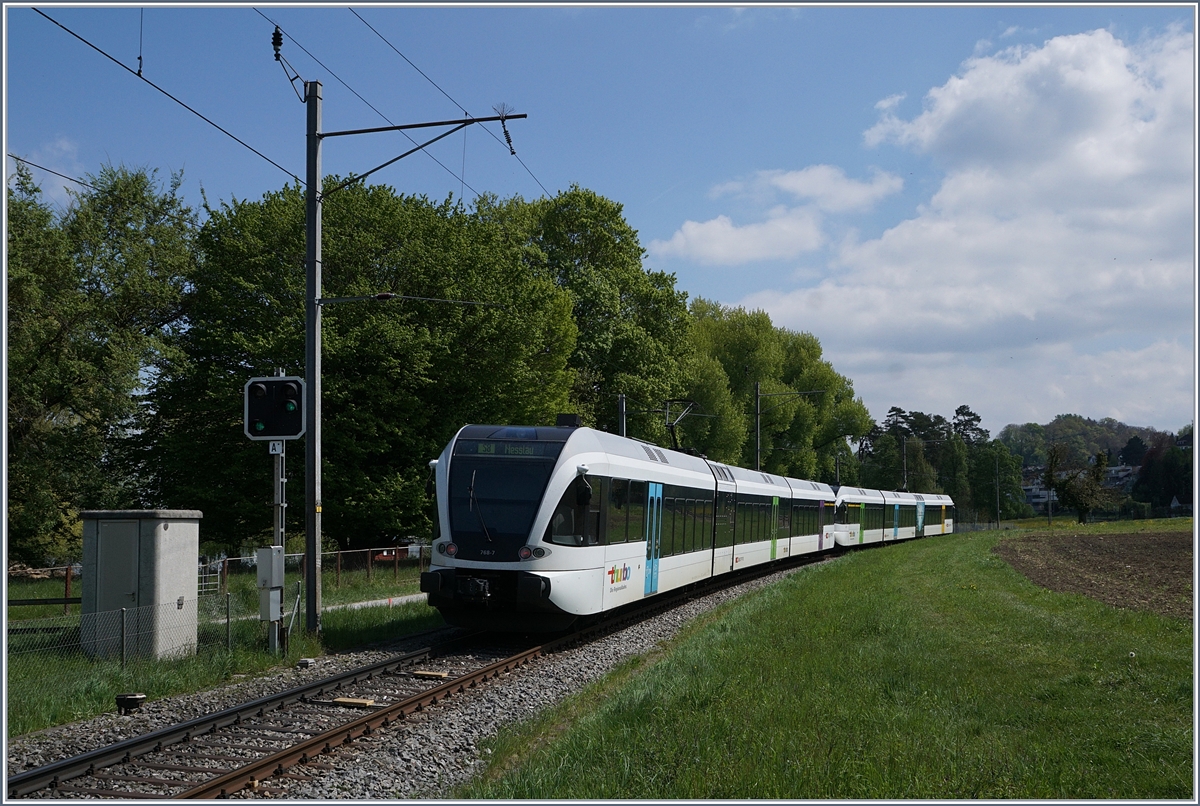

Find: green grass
<box><xmin>7</xmin><ymin>576</ymin><xmax>82</xmax><ymax>620</ymax></box>
<box><xmin>220</xmin><ymin>560</ymin><xmax>425</xmax><ymax>612</ymax></box>
<box><xmin>7</xmin><ymin>600</ymin><xmax>443</xmax><ymax>738</ymax></box>
<box><xmin>1010</xmin><ymin>515</ymin><xmax>1192</xmax><ymax>535</ymax></box>
<box><xmin>460</xmin><ymin>525</ymin><xmax>1193</xmax><ymax>799</ymax></box>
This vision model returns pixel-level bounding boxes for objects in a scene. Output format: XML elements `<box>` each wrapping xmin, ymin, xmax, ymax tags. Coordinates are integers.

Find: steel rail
<box><xmin>6</xmin><ymin>629</ymin><xmax>472</xmax><ymax>798</ymax></box>
<box><xmin>11</xmin><ymin>554</ymin><xmax>837</xmax><ymax>799</ymax></box>
<box><xmin>171</xmin><ymin>557</ymin><xmax>834</xmax><ymax>798</ymax></box>
<box><xmin>174</xmin><ymin>641</ymin><xmax>551</xmax><ymax>798</ymax></box>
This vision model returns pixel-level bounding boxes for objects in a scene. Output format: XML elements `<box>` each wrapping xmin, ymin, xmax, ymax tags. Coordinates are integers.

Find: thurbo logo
<box><xmin>607</xmin><ymin>564</ymin><xmax>631</xmax><ymax>584</ymax></box>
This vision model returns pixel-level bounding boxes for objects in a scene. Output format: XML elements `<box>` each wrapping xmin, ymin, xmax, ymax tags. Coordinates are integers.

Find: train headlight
<box><xmin>436</xmin><ymin>542</ymin><xmax>446</xmax><ymax>555</ymax></box>
<box><xmin>533</xmin><ymin>547</ymin><xmax>547</xmax><ymax>558</ymax></box>
<box><xmin>445</xmin><ymin>543</ymin><xmax>458</xmax><ymax>557</ymax></box>
<box><xmin>518</xmin><ymin>546</ymin><xmax>533</xmax><ymax>560</ymax></box>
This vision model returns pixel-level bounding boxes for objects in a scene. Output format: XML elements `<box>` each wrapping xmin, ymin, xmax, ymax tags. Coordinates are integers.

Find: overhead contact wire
<box><xmin>254</xmin><ymin>8</ymin><xmax>481</xmax><ymax>199</ymax></box>
<box><xmin>349</xmin><ymin>7</ymin><xmax>552</xmax><ymax>198</ymax></box>
<box><xmin>32</xmin><ymin>8</ymin><xmax>303</xmax><ymax>186</ymax></box>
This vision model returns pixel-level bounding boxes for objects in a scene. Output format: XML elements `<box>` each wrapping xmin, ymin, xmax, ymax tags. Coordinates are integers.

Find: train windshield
<box><xmin>447</xmin><ymin>439</ymin><xmax>563</xmax><ymax>562</ymax></box>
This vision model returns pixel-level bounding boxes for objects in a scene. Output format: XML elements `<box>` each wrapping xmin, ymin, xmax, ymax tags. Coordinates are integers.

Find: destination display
<box><xmin>454</xmin><ymin>439</ymin><xmax>563</xmax><ymax>459</ymax></box>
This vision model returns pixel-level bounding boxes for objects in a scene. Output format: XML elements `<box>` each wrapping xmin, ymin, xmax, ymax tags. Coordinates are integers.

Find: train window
<box><xmin>680</xmin><ymin>498</ymin><xmax>690</xmax><ymax>554</ymax></box>
<box><xmin>583</xmin><ymin>477</ymin><xmax>605</xmax><ymax>546</ymax></box>
<box><xmin>544</xmin><ymin>476</ymin><xmax>605</xmax><ymax>547</ymax></box>
<box><xmin>628</xmin><ymin>480</ymin><xmax>646</xmax><ymax>542</ymax></box>
<box><xmin>545</xmin><ymin>483</ymin><xmax>583</xmax><ymax>546</ymax></box>
<box><xmin>607</xmin><ymin>479</ymin><xmax>629</xmax><ymax>544</ymax></box>
<box><xmin>661</xmin><ymin>496</ymin><xmax>675</xmax><ymax>557</ymax></box>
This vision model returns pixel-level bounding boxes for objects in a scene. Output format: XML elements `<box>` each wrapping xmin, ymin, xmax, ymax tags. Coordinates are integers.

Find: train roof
<box><xmin>449</xmin><ymin>425</ymin><xmax>939</xmax><ymax>504</ymax></box>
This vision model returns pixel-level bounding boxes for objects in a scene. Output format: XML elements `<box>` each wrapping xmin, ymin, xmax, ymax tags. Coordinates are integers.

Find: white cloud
<box><xmin>650</xmin><ymin>206</ymin><xmax>824</xmax><ymax>264</ymax></box>
<box><xmin>875</xmin><ymin>92</ymin><xmax>906</xmax><ymax>111</ymax></box>
<box><xmin>818</xmin><ymin>338</ymin><xmax>1195</xmax><ymax>437</ymax></box>
<box><xmin>652</xmin><ymin>165</ymin><xmax>901</xmax><ymax>263</ymax></box>
<box><xmin>765</xmin><ymin>166</ymin><xmax>903</xmax><ymax>212</ymax></box>
<box><xmin>737</xmin><ymin>26</ymin><xmax>1194</xmax><ymax>433</ymax></box>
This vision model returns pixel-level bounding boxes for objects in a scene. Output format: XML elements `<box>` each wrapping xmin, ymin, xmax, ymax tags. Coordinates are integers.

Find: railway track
<box><xmin>9</xmin><ymin>555</ymin><xmax>830</xmax><ymax>799</ymax></box>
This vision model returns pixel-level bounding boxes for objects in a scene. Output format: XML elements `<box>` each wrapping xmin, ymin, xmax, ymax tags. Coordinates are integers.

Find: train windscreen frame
<box><xmin>448</xmin><ymin>439</ymin><xmax>564</xmax><ymax>561</ymax></box>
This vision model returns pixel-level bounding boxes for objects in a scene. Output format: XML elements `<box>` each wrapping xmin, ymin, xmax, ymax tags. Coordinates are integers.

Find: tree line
<box><xmin>9</xmin><ymin>165</ymin><xmax>884</xmax><ymax>562</ymax></box>
<box><xmin>1000</xmin><ymin>414</ymin><xmax>1193</xmax><ymax>523</ymax></box>
<box><xmin>852</xmin><ymin>405</ymin><xmax>1030</xmax><ymax>523</ymax></box>
<box><xmin>17</xmin><ymin>163</ymin><xmax>1186</xmax><ymax>561</ymax></box>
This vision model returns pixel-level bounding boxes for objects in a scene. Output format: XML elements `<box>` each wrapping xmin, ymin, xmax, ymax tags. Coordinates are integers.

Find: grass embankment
<box><xmin>462</xmin><ymin>524</ymin><xmax>1193</xmax><ymax>799</ymax></box>
<box><xmin>7</xmin><ymin>600</ymin><xmax>443</xmax><ymax>738</ymax></box>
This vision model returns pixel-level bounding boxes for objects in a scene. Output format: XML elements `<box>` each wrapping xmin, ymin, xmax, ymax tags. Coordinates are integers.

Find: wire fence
<box><xmin>6</xmin><ymin>545</ymin><xmax>430</xmax><ymax>688</ymax></box>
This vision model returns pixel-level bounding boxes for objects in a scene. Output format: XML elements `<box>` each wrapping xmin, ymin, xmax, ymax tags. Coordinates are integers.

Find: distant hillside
<box><xmin>998</xmin><ymin>414</ymin><xmax>1175</xmax><ymax>467</ymax></box>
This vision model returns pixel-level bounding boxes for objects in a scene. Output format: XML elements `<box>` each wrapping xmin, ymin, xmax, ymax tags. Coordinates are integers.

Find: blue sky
<box><xmin>5</xmin><ymin>4</ymin><xmax>1196</xmax><ymax>441</ymax></box>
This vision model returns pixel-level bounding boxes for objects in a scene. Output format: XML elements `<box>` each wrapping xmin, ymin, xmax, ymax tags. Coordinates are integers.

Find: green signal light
<box><xmin>284</xmin><ymin>401</ymin><xmax>297</xmax><ymax>413</ymax></box>
<box><xmin>254</xmin><ymin>421</ymin><xmax>266</xmax><ymax>432</ymax></box>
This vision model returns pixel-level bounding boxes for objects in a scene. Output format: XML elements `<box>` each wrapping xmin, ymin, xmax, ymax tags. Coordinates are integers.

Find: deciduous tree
<box><xmin>7</xmin><ymin>164</ymin><xmax>193</xmax><ymax>563</ymax></box>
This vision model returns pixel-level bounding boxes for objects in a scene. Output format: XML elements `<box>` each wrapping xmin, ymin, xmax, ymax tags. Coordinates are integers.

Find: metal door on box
<box><xmin>96</xmin><ymin>520</ymin><xmax>138</xmax><ymax>657</ymax></box>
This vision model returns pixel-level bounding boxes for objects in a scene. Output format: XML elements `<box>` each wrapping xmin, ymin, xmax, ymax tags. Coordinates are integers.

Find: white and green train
<box><xmin>420</xmin><ymin>423</ymin><xmax>955</xmax><ymax>632</ymax></box>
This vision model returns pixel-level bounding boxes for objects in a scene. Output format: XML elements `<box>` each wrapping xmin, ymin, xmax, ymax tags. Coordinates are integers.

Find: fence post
<box><xmin>120</xmin><ymin>608</ymin><xmax>127</xmax><ymax>669</ymax></box>
<box><xmin>226</xmin><ymin>592</ymin><xmax>232</xmax><ymax>652</ymax></box>
<box><xmin>64</xmin><ymin>566</ymin><xmax>71</xmax><ymax>615</ymax></box>
<box><xmin>222</xmin><ymin>557</ymin><xmax>229</xmax><ymax>594</ymax></box>
<box><xmin>394</xmin><ymin>549</ymin><xmax>398</xmax><ymax>580</ymax></box>
<box><xmin>367</xmin><ymin>549</ymin><xmax>372</xmax><ymax>582</ymax></box>
<box><xmin>336</xmin><ymin>551</ymin><xmax>341</xmax><ymax>588</ymax></box>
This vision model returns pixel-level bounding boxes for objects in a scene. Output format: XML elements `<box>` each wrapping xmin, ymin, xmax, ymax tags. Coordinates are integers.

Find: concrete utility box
<box><xmin>80</xmin><ymin>510</ymin><xmax>202</xmax><ymax>661</ymax></box>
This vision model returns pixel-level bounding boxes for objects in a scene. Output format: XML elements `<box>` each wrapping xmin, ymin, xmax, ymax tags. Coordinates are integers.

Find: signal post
<box><xmin>245</xmin><ymin>376</ymin><xmax>305</xmax><ymax>653</ymax></box>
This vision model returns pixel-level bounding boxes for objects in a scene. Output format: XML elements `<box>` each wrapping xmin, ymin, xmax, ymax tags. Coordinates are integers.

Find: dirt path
<box><xmin>992</xmin><ymin>531</ymin><xmax>1193</xmax><ymax>620</ymax></box>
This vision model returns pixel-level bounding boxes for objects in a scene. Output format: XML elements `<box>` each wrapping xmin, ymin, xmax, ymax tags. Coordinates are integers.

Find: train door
<box><xmin>644</xmin><ymin>482</ymin><xmax>663</xmax><ymax>595</ymax></box>
<box><xmin>916</xmin><ymin>500</ymin><xmax>926</xmax><ymax>538</ymax></box>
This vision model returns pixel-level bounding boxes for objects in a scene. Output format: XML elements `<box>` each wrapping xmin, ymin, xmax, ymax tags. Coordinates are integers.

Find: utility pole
<box><xmin>754</xmin><ymin>383</ymin><xmax>824</xmax><ymax>471</ymax></box>
<box><xmin>293</xmin><ymin>69</ymin><xmax>524</xmax><ymax>634</ymax></box>
<box><xmin>617</xmin><ymin>393</ymin><xmax>627</xmax><ymax>438</ymax></box>
<box><xmin>755</xmin><ymin>382</ymin><xmax>761</xmax><ymax>471</ymax></box>
<box><xmin>995</xmin><ymin>451</ymin><xmax>1001</xmax><ymax>529</ymax></box>
<box><xmin>304</xmin><ymin>80</ymin><xmax>323</xmax><ymax>633</ymax></box>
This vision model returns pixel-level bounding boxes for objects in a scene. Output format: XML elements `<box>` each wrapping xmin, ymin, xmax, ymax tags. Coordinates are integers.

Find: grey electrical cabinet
<box><xmin>80</xmin><ymin>510</ymin><xmax>203</xmax><ymax>661</ymax></box>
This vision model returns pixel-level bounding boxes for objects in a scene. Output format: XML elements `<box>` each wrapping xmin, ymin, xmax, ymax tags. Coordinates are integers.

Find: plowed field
<box><xmin>993</xmin><ymin>531</ymin><xmax>1193</xmax><ymax>620</ymax></box>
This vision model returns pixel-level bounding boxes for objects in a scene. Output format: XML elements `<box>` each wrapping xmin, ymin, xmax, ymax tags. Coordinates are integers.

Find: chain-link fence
<box><xmin>8</xmin><ymin>593</ymin><xmax>263</xmax><ymax>667</ymax></box>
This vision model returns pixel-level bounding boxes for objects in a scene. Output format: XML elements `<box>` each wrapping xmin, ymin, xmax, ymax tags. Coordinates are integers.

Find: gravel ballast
<box><xmin>8</xmin><ymin>567</ymin><xmax>808</xmax><ymax>799</ymax></box>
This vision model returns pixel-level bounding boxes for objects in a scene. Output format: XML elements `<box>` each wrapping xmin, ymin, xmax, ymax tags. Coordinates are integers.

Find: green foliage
<box><xmin>857</xmin><ymin>405</ymin><xmax>1023</xmax><ymax>520</ymax></box>
<box><xmin>462</xmin><ymin>531</ymin><xmax>1192</xmax><ymax>799</ymax></box>
<box><xmin>480</xmin><ymin>186</ymin><xmax>691</xmax><ymax>441</ymax></box>
<box><xmin>9</xmin><ymin>163</ymin><xmax>881</xmax><ymax>558</ymax></box>
<box><xmin>1132</xmin><ymin>445</ymin><xmax>1193</xmax><ymax>509</ymax></box>
<box><xmin>1000</xmin><ymin>415</ymin><xmax>1170</xmax><ymax>468</ymax></box>
<box><xmin>968</xmin><ymin>439</ymin><xmax>1029</xmax><ymax>520</ymax></box>
<box><xmin>141</xmin><ymin>181</ymin><xmax>578</xmax><ymax>552</ymax></box>
<box><xmin>1045</xmin><ymin>444</ymin><xmax>1121</xmax><ymax>524</ymax></box>
<box><xmin>6</xmin><ymin>164</ymin><xmax>194</xmax><ymax>563</ymax></box>
<box><xmin>684</xmin><ymin>299</ymin><xmax>871</xmax><ymax>479</ymax></box>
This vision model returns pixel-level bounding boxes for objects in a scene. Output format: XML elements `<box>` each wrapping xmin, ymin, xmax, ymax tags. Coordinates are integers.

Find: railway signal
<box><xmin>244</xmin><ymin>377</ymin><xmax>306</xmax><ymax>440</ymax></box>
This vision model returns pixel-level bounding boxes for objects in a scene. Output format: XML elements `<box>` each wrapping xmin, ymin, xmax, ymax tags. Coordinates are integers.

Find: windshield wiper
<box><xmin>468</xmin><ymin>469</ymin><xmax>494</xmax><ymax>543</ymax></box>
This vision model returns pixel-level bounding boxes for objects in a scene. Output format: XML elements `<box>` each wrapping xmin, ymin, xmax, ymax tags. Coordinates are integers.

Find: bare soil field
<box><xmin>993</xmin><ymin>531</ymin><xmax>1193</xmax><ymax>620</ymax></box>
